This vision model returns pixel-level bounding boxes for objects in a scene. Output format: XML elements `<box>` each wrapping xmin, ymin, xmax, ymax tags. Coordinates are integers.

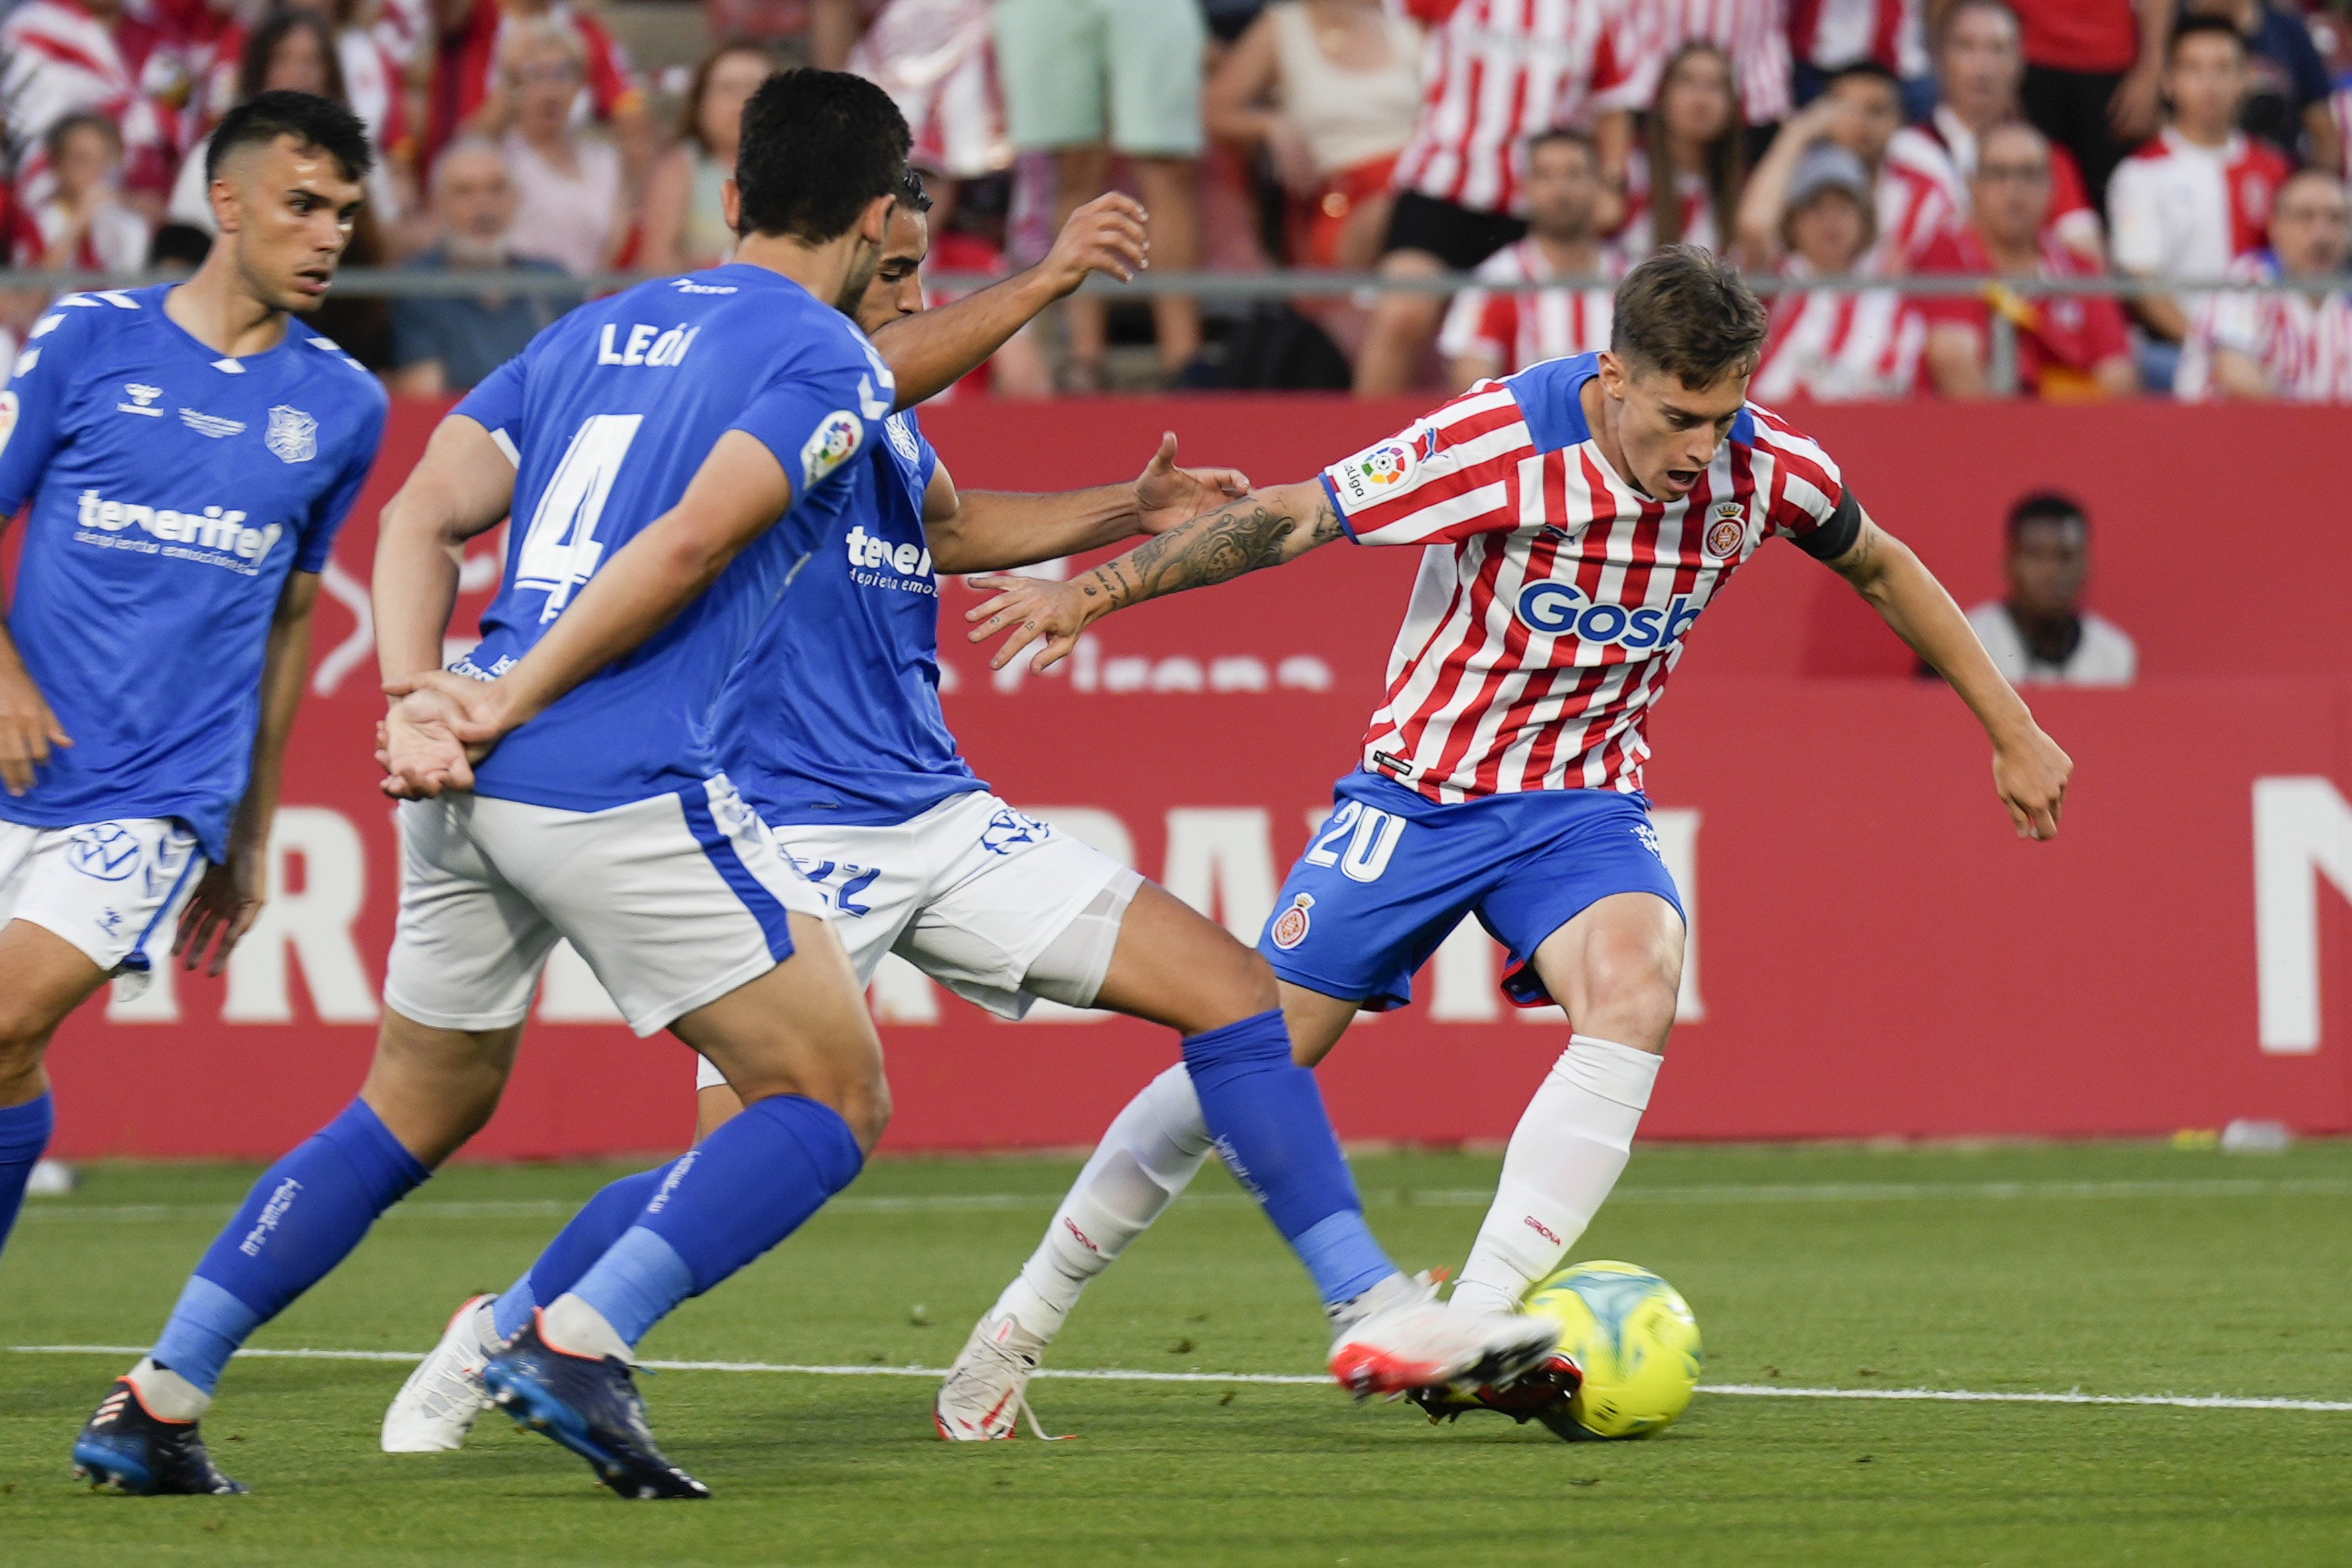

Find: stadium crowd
<box><xmin>2</xmin><ymin>0</ymin><xmax>2349</xmax><ymax>399</ymax></box>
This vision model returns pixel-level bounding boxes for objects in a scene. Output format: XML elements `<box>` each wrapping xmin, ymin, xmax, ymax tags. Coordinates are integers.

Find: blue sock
<box><xmin>153</xmin><ymin>1099</ymin><xmax>428</xmax><ymax>1393</ymax></box>
<box><xmin>0</xmin><ymin>1091</ymin><xmax>56</xmax><ymax>1259</ymax></box>
<box><xmin>568</xmin><ymin>1095</ymin><xmax>862</xmax><ymax>1346</ymax></box>
<box><xmin>491</xmin><ymin>1166</ymin><xmax>666</xmax><ymax>1342</ymax></box>
<box><xmin>1182</xmin><ymin>1010</ymin><xmax>1395</xmax><ymax>1306</ymax></box>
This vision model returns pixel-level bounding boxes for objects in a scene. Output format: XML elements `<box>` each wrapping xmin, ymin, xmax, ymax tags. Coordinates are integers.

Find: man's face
<box><xmin>509</xmin><ymin>44</ymin><xmax>584</xmax><ymax>135</ymax></box>
<box><xmin>435</xmin><ymin>149</ymin><xmax>516</xmax><ymax>248</ymax></box>
<box><xmin>2005</xmin><ymin>516</ymin><xmax>2088</xmax><ymax>619</ymax></box>
<box><xmin>53</xmin><ymin>123</ymin><xmax>119</xmax><ymax>202</ymax></box>
<box><xmin>2167</xmin><ymin>34</ymin><xmax>2246</xmax><ymax>137</ymax></box>
<box><xmin>1522</xmin><ymin>140</ymin><xmax>1598</xmax><ymax>243</ymax></box>
<box><xmin>855</xmin><ymin>206</ymin><xmax>929</xmax><ymax>335</ymax></box>
<box><xmin>1826</xmin><ymin>75</ymin><xmax>1903</xmax><ymax>163</ymax></box>
<box><xmin>2270</xmin><ymin>175</ymin><xmax>2351</xmax><ymax>275</ymax></box>
<box><xmin>1597</xmin><ymin>354</ymin><xmax>1750</xmax><ymax>501</ymax></box>
<box><xmin>1938</xmin><ymin>3</ymin><xmax>2022</xmax><ymax>121</ymax></box>
<box><xmin>217</xmin><ymin>134</ymin><xmax>365</xmax><ymax>313</ymax></box>
<box><xmin>1788</xmin><ymin>187</ymin><xmax>1871</xmax><ymax>272</ymax></box>
<box><xmin>1972</xmin><ymin>125</ymin><xmax>2053</xmax><ymax>246</ymax></box>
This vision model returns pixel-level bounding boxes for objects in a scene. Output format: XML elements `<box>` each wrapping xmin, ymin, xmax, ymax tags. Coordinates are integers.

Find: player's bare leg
<box><xmin>0</xmin><ymin>921</ymin><xmax>107</xmax><ymax>1257</ymax></box>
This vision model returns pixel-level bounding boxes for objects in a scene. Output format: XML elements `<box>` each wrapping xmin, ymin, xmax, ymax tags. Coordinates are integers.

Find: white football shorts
<box><xmin>0</xmin><ymin>817</ymin><xmax>204</xmax><ymax>997</ymax></box>
<box><xmin>693</xmin><ymin>790</ymin><xmax>1137</xmax><ymax>1091</ymax></box>
<box><xmin>384</xmin><ymin>775</ymin><xmax>829</xmax><ymax>1038</ymax></box>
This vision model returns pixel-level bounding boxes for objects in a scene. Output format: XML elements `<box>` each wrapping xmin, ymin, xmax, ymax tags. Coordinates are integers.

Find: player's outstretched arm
<box><xmin>965</xmin><ymin>479</ymin><xmax>1341</xmax><ymax>672</ymax></box>
<box><xmin>1823</xmin><ymin>510</ymin><xmax>2074</xmax><ymax>841</ymax></box>
<box><xmin>870</xmin><ymin>193</ymin><xmax>1149</xmax><ymax>407</ymax></box>
<box><xmin>925</xmin><ymin>433</ymin><xmax>1249</xmax><ymax>574</ymax></box>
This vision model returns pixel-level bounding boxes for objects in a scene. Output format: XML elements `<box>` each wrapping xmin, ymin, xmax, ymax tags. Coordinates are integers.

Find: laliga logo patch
<box><xmin>266</xmin><ymin>404</ymin><xmax>317</xmax><ymax>463</ymax></box>
<box><xmin>1703</xmin><ymin>501</ymin><xmax>1746</xmax><ymax>560</ymax></box>
<box><xmin>801</xmin><ymin>411</ymin><xmax>863</xmax><ymax>489</ymax></box>
<box><xmin>66</xmin><ymin>823</ymin><xmax>143</xmax><ymax>882</ymax></box>
<box><xmin>1359</xmin><ymin>442</ymin><xmax>1413</xmax><ymax>487</ymax></box>
<box><xmin>1269</xmin><ymin>892</ymin><xmax>1315</xmax><ymax>951</ymax></box>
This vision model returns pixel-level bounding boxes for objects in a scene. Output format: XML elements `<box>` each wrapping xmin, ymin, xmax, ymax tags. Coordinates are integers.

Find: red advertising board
<box><xmin>34</xmin><ymin>397</ymin><xmax>2352</xmax><ymax>1157</ymax></box>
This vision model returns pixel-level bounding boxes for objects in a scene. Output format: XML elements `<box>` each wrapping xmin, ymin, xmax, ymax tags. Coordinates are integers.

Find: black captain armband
<box><xmin>1792</xmin><ymin>489</ymin><xmax>1864</xmax><ymax>562</ymax></box>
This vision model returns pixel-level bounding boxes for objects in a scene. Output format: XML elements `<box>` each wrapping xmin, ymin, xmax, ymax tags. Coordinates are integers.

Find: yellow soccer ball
<box><xmin>1522</xmin><ymin>1261</ymin><xmax>1703</xmax><ymax>1439</ymax></box>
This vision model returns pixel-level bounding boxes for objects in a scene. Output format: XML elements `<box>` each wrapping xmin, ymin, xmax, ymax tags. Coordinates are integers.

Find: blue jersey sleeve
<box><xmin>452</xmin><ymin>352</ymin><xmax>528</xmax><ymax>451</ymax></box>
<box><xmin>0</xmin><ymin>303</ymin><xmax>88</xmax><ymax>516</ymax></box>
<box><xmin>297</xmin><ymin>390</ymin><xmax>388</xmax><ymax>574</ymax></box>
<box><xmin>728</xmin><ymin>326</ymin><xmax>892</xmax><ymax>507</ymax></box>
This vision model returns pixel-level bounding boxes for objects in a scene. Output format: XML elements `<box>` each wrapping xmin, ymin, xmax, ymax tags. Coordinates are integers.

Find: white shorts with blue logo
<box><xmin>692</xmin><ymin>789</ymin><xmax>1135</xmax><ymax>1090</ymax></box>
<box><xmin>384</xmin><ymin>776</ymin><xmax>830</xmax><ymax>1039</ymax></box>
<box><xmin>0</xmin><ymin>818</ymin><xmax>204</xmax><ymax>996</ymax></box>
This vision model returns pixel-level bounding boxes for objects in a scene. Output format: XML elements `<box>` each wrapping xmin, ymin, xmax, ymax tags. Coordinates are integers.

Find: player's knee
<box><xmin>1580</xmin><ymin>928</ymin><xmax>1682</xmax><ymax>1043</ymax></box>
<box><xmin>1184</xmin><ymin>947</ymin><xmax>1283</xmax><ymax>1036</ymax></box>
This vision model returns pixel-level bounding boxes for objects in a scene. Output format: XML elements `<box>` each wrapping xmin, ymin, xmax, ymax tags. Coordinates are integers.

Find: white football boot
<box><xmin>382</xmin><ymin>1294</ymin><xmax>498</xmax><ymax>1452</ymax></box>
<box><xmin>934</xmin><ymin>1310</ymin><xmax>1063</xmax><ymax>1441</ymax></box>
<box><xmin>1326</xmin><ymin>1273</ymin><xmax>1560</xmax><ymax>1398</ymax></box>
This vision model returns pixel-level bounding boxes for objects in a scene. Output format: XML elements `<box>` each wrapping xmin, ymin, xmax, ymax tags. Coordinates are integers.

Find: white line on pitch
<box><xmin>8</xmin><ymin>1344</ymin><xmax>2349</xmax><ymax>1413</ymax></box>
<box><xmin>20</xmin><ymin>1174</ymin><xmax>2352</xmax><ymax>1225</ymax></box>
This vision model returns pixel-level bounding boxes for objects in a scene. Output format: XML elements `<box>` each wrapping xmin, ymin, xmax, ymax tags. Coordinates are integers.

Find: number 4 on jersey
<box><xmin>515</xmin><ymin>414</ymin><xmax>643</xmax><ymax>621</ymax></box>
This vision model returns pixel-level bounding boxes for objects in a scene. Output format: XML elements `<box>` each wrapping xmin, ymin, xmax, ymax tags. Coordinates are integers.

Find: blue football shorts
<box><xmin>1259</xmin><ymin>769</ymin><xmax>1685</xmax><ymax>1011</ymax></box>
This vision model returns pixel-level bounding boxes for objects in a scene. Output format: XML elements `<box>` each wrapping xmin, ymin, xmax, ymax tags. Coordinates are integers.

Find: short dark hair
<box><xmin>1611</xmin><ymin>244</ymin><xmax>1768</xmax><ymax>387</ymax></box>
<box><xmin>2169</xmin><ymin>14</ymin><xmax>2246</xmax><ymax>60</ymax></box>
<box><xmin>2005</xmin><ymin>490</ymin><xmax>2087</xmax><ymax>543</ymax></box>
<box><xmin>735</xmin><ymin>68</ymin><xmax>912</xmax><ymax>242</ymax></box>
<box><xmin>901</xmin><ymin>167</ymin><xmax>935</xmax><ymax>215</ymax></box>
<box><xmin>1825</xmin><ymin>58</ymin><xmax>1904</xmax><ymax>96</ymax></box>
<box><xmin>44</xmin><ymin>110</ymin><xmax>121</xmax><ymax>168</ymax></box>
<box><xmin>206</xmin><ymin>89</ymin><xmax>373</xmax><ymax>183</ymax></box>
<box><xmin>1524</xmin><ymin>127</ymin><xmax>1595</xmax><ymax>167</ymax></box>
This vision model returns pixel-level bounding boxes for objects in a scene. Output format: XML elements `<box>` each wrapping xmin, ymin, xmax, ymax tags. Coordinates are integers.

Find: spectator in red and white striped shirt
<box><xmin>1737</xmin><ymin>60</ymin><xmax>1962</xmax><ymax>272</ymax></box>
<box><xmin>2179</xmin><ymin>167</ymin><xmax>2352</xmax><ymax>398</ymax></box>
<box><xmin>0</xmin><ymin>0</ymin><xmax>179</xmax><ymax>217</ymax></box>
<box><xmin>1618</xmin><ymin>40</ymin><xmax>1747</xmax><ymax>262</ymax></box>
<box><xmin>1926</xmin><ymin>0</ymin><xmax>2104</xmax><ymax>262</ymax></box>
<box><xmin>1745</xmin><ymin>143</ymin><xmax>1926</xmax><ymax>400</ymax></box>
<box><xmin>1440</xmin><ymin>130</ymin><xmax>1619</xmax><ymax>387</ymax></box>
<box><xmin>1354</xmin><ymin>0</ymin><xmax>1647</xmax><ymax>394</ymax></box>
<box><xmin>1789</xmin><ymin>0</ymin><xmax>1932</xmax><ymax>114</ymax></box>
<box><xmin>1622</xmin><ymin>0</ymin><xmax>1794</xmax><ymax>129</ymax></box>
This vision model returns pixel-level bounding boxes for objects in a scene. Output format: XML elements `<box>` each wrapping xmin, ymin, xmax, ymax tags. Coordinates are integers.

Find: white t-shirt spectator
<box><xmin>1438</xmin><ymin>240</ymin><xmax>1619</xmax><ymax>376</ymax></box>
<box><xmin>1622</xmin><ymin>0</ymin><xmax>1793</xmax><ymax>127</ymax></box>
<box><xmin>2107</xmin><ymin>127</ymin><xmax>2290</xmax><ymax>279</ymax></box>
<box><xmin>1966</xmin><ymin>601</ymin><xmax>2136</xmax><ymax>686</ymax></box>
<box><xmin>1750</xmin><ymin>259</ymin><xmax>1925</xmax><ymax>402</ymax></box>
<box><xmin>2177</xmin><ymin>250</ymin><xmax>2352</xmax><ymax>401</ymax></box>
<box><xmin>502</xmin><ymin>129</ymin><xmax>623</xmax><ymax>275</ymax></box>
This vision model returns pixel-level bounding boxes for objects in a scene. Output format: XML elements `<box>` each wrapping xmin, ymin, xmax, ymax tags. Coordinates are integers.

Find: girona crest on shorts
<box><xmin>1269</xmin><ymin>892</ymin><xmax>1315</xmax><ymax>950</ymax></box>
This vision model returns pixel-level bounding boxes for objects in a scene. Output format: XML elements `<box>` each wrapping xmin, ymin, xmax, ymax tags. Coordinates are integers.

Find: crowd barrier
<box><xmin>36</xmin><ymin>396</ymin><xmax>2352</xmax><ymax>1158</ymax></box>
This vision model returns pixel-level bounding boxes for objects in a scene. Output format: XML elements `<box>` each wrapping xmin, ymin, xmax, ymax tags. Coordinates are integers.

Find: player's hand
<box><xmin>174</xmin><ymin>852</ymin><xmax>265</xmax><ymax>977</ymax></box>
<box><xmin>1133</xmin><ymin>431</ymin><xmax>1249</xmax><ymax>536</ymax></box>
<box><xmin>376</xmin><ymin>680</ymin><xmax>498</xmax><ymax>798</ymax></box>
<box><xmin>0</xmin><ymin>665</ymin><xmax>71</xmax><ymax>797</ymax></box>
<box><xmin>965</xmin><ymin>574</ymin><xmax>1095</xmax><ymax>673</ymax></box>
<box><xmin>1040</xmin><ymin>193</ymin><xmax>1150</xmax><ymax>297</ymax></box>
<box><xmin>1994</xmin><ymin>723</ymin><xmax>2072</xmax><ymax>841</ymax></box>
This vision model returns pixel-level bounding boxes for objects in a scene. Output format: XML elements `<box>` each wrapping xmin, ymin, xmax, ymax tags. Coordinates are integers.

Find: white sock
<box><xmin>125</xmin><ymin>1356</ymin><xmax>210</xmax><ymax>1421</ymax></box>
<box><xmin>541</xmin><ymin>1294</ymin><xmax>633</xmax><ymax>1364</ymax></box>
<box><xmin>994</xmin><ymin>1064</ymin><xmax>1212</xmax><ymax>1341</ymax></box>
<box><xmin>1452</xmin><ymin>1035</ymin><xmax>1661</xmax><ymax>1317</ymax></box>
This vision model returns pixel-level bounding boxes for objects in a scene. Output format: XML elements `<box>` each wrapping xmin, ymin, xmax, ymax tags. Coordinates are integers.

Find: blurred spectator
<box><xmin>1439</xmin><ymin>131</ymin><xmax>1618</xmax><ymax>389</ymax></box>
<box><xmin>1789</xmin><ymin>0</ymin><xmax>1934</xmax><ymax>118</ymax></box>
<box><xmin>1623</xmin><ymin>0</ymin><xmax>1792</xmax><ymax>133</ymax></box>
<box><xmin>1964</xmin><ymin>491</ymin><xmax>2136</xmax><ymax>686</ymax></box>
<box><xmin>1354</xmin><ymin>0</ymin><xmax>1644</xmax><ymax>394</ymax></box>
<box><xmin>147</xmin><ymin>222</ymin><xmax>215</xmax><ymax>272</ymax></box>
<box><xmin>2009</xmin><ymin>0</ymin><xmax>2169</xmax><ymax>206</ymax></box>
<box><xmin>1204</xmin><ymin>0</ymin><xmax>1423</xmax><ymax>272</ymax></box>
<box><xmin>0</xmin><ymin>0</ymin><xmax>179</xmax><ymax>214</ymax></box>
<box><xmin>993</xmin><ymin>0</ymin><xmax>1207</xmax><ymax>389</ymax></box>
<box><xmin>185</xmin><ymin>0</ymin><xmax>418</xmax><ymax>182</ymax></box>
<box><xmin>2178</xmin><ymin>166</ymin><xmax>2352</xmax><ymax>397</ymax></box>
<box><xmin>495</xmin><ymin>18</ymin><xmax>629</xmax><ymax>275</ymax></box>
<box><xmin>1620</xmin><ymin>40</ymin><xmax>1746</xmax><ymax>260</ymax></box>
<box><xmin>1919</xmin><ymin>121</ymin><xmax>2136</xmax><ymax>398</ymax></box>
<box><xmin>850</xmin><ymin>0</ymin><xmax>1011</xmax><ymax>181</ymax></box>
<box><xmin>704</xmin><ymin>0</ymin><xmax>859</xmax><ymax>62</ymax></box>
<box><xmin>1738</xmin><ymin>60</ymin><xmax>1960</xmax><ymax>272</ymax></box>
<box><xmin>389</xmin><ymin>137</ymin><xmax>575</xmax><ymax>394</ymax></box>
<box><xmin>1745</xmin><ymin>143</ymin><xmax>1926</xmax><ymax>399</ymax></box>
<box><xmin>1926</xmin><ymin>0</ymin><xmax>2103</xmax><ymax>261</ymax></box>
<box><xmin>917</xmin><ymin>169</ymin><xmax>1056</xmax><ymax>398</ymax></box>
<box><xmin>11</xmin><ymin>112</ymin><xmax>152</xmax><ymax>272</ymax></box>
<box><xmin>431</xmin><ymin>0</ymin><xmax>645</xmax><ymax>165</ymax></box>
<box><xmin>639</xmin><ymin>42</ymin><xmax>771</xmax><ymax>274</ymax></box>
<box><xmin>2183</xmin><ymin>0</ymin><xmax>2340</xmax><ymax>165</ymax></box>
<box><xmin>2108</xmin><ymin>17</ymin><xmax>2290</xmax><ymax>378</ymax></box>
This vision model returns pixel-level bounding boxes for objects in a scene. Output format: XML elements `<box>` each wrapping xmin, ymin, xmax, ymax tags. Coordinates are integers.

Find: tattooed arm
<box><xmin>963</xmin><ymin>480</ymin><xmax>1340</xmax><ymax>673</ymax></box>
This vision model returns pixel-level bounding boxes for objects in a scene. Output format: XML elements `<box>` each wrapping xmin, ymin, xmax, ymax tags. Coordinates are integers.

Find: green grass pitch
<box><xmin>4</xmin><ymin>1140</ymin><xmax>2351</xmax><ymax>1566</ymax></box>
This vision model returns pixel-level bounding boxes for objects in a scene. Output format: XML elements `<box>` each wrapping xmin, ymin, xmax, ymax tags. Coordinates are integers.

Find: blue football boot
<box><xmin>481</xmin><ymin>1318</ymin><xmax>709</xmax><ymax>1500</ymax></box>
<box><xmin>72</xmin><ymin>1379</ymin><xmax>248</xmax><ymax>1495</ymax></box>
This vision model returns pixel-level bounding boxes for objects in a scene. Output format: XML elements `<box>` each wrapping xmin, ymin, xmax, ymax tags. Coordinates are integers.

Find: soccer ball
<box><xmin>1522</xmin><ymin>1260</ymin><xmax>1703</xmax><ymax>1439</ymax></box>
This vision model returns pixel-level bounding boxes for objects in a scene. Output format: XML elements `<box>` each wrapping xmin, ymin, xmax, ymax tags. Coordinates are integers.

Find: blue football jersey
<box><xmin>0</xmin><ymin>287</ymin><xmax>386</xmax><ymax>860</ymax></box>
<box><xmin>716</xmin><ymin>408</ymin><xmax>986</xmax><ymax>826</ymax></box>
<box><xmin>452</xmin><ymin>264</ymin><xmax>892</xmax><ymax>811</ymax></box>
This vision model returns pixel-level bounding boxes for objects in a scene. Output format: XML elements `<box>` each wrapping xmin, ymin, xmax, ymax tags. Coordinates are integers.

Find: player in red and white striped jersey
<box><xmin>1440</xmin><ymin>131</ymin><xmax>1620</xmax><ymax>387</ymax></box>
<box><xmin>967</xmin><ymin>251</ymin><xmax>2070</xmax><ymax>1418</ymax></box>
<box><xmin>2179</xmin><ymin>169</ymin><xmax>2352</xmax><ymax>401</ymax></box>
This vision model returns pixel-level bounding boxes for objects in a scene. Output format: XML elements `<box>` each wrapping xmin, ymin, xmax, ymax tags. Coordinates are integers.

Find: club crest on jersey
<box><xmin>66</xmin><ymin>823</ymin><xmax>143</xmax><ymax>882</ymax></box>
<box><xmin>1269</xmin><ymin>892</ymin><xmax>1314</xmax><ymax>951</ymax></box>
<box><xmin>1704</xmin><ymin>502</ymin><xmax>1747</xmax><ymax>560</ymax></box>
<box><xmin>801</xmin><ymin>410</ymin><xmax>863</xmax><ymax>489</ymax></box>
<box><xmin>266</xmin><ymin>404</ymin><xmax>317</xmax><ymax>463</ymax></box>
